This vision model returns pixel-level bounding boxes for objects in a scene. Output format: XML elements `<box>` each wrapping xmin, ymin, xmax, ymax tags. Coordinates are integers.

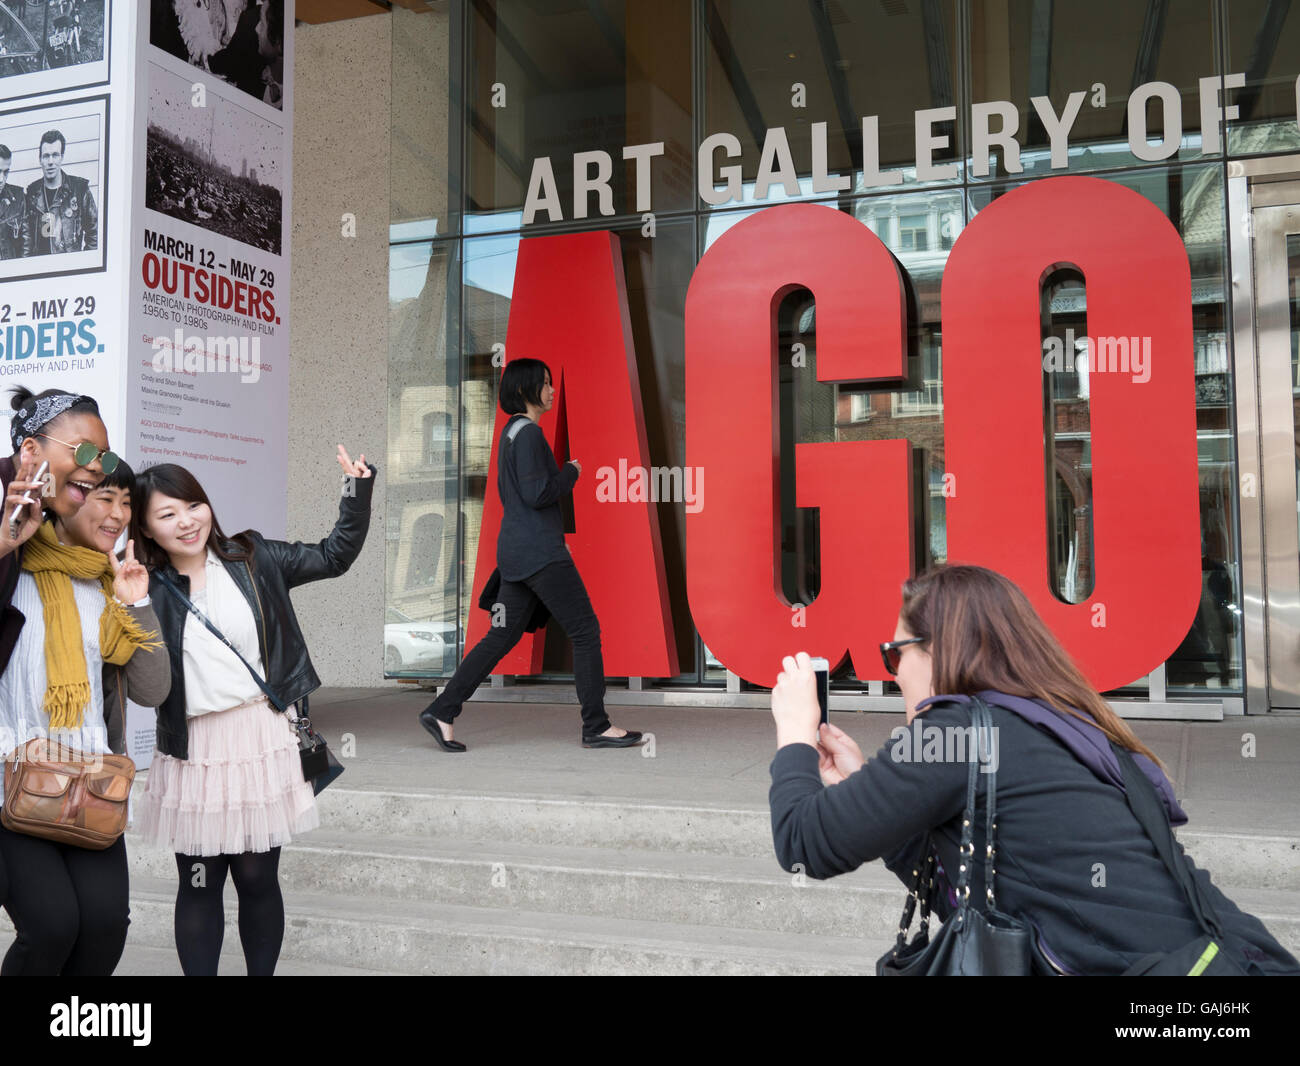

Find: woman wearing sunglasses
<box><xmin>769</xmin><ymin>564</ymin><xmax>1298</xmax><ymax>975</ymax></box>
<box><xmin>130</xmin><ymin>450</ymin><xmax>374</xmax><ymax>976</ymax></box>
<box><xmin>0</xmin><ymin>387</ymin><xmax>163</xmax><ymax>975</ymax></box>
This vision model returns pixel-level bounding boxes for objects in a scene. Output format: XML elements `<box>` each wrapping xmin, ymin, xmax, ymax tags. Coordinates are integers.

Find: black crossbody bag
<box><xmin>155</xmin><ymin>569</ymin><xmax>344</xmax><ymax>795</ymax></box>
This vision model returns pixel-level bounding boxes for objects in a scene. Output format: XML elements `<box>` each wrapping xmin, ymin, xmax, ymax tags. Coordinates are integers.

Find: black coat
<box><xmin>148</xmin><ymin>468</ymin><xmax>375</xmax><ymax>759</ymax></box>
<box><xmin>495</xmin><ymin>415</ymin><xmax>577</xmax><ymax>582</ymax></box>
<box><xmin>769</xmin><ymin>697</ymin><xmax>1298</xmax><ymax>975</ymax></box>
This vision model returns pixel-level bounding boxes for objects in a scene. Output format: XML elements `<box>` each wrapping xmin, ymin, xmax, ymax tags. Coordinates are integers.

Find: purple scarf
<box><xmin>915</xmin><ymin>690</ymin><xmax>1188</xmax><ymax>826</ymax></box>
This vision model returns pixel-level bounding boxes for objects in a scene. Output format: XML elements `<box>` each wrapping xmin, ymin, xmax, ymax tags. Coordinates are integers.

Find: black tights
<box><xmin>174</xmin><ymin>849</ymin><xmax>284</xmax><ymax>976</ymax></box>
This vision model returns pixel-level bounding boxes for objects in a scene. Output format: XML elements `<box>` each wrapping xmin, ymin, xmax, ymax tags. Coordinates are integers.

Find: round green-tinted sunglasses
<box><xmin>38</xmin><ymin>433</ymin><xmax>120</xmax><ymax>475</ymax></box>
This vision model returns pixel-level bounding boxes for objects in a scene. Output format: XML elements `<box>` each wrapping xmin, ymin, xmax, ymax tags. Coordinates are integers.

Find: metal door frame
<box><xmin>1229</xmin><ymin>156</ymin><xmax>1300</xmax><ymax>713</ymax></box>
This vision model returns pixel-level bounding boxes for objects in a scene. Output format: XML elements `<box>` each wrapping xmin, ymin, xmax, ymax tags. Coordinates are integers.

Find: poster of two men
<box><xmin>0</xmin><ymin>128</ymin><xmax>98</xmax><ymax>260</ymax></box>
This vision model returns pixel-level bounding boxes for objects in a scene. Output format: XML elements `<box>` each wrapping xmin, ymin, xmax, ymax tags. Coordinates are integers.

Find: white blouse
<box><xmin>0</xmin><ymin>571</ymin><xmax>113</xmax><ymax>794</ymax></box>
<box><xmin>180</xmin><ymin>548</ymin><xmax>267</xmax><ymax>717</ymax></box>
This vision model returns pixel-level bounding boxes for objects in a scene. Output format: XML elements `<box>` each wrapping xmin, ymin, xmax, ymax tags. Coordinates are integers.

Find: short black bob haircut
<box><xmin>98</xmin><ymin>458</ymin><xmax>135</xmax><ymax>493</ymax></box>
<box><xmin>499</xmin><ymin>358</ymin><xmax>551</xmax><ymax>415</ymax></box>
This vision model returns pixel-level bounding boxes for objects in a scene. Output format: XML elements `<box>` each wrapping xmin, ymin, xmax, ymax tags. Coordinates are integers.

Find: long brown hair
<box><xmin>130</xmin><ymin>463</ymin><xmax>254</xmax><ymax>570</ymax></box>
<box><xmin>900</xmin><ymin>565</ymin><xmax>1165</xmax><ymax>768</ymax></box>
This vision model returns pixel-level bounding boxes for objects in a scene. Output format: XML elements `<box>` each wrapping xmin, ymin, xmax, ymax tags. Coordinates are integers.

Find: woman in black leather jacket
<box><xmin>769</xmin><ymin>564</ymin><xmax>1299</xmax><ymax>975</ymax></box>
<box><xmin>129</xmin><ymin>449</ymin><xmax>374</xmax><ymax>976</ymax></box>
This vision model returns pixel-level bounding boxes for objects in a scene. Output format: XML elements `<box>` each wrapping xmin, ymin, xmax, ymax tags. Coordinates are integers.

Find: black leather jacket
<box><xmin>23</xmin><ymin>172</ymin><xmax>98</xmax><ymax>255</ymax></box>
<box><xmin>148</xmin><ymin>468</ymin><xmax>375</xmax><ymax>759</ymax></box>
<box><xmin>0</xmin><ymin>184</ymin><xmax>24</xmax><ymax>260</ymax></box>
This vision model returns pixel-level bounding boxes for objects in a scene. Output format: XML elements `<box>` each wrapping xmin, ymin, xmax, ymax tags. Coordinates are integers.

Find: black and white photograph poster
<box><xmin>150</xmin><ymin>0</ymin><xmax>285</xmax><ymax>112</ymax></box>
<box><xmin>0</xmin><ymin>1</ymin><xmax>110</xmax><ymax>102</ymax></box>
<box><xmin>0</xmin><ymin>94</ymin><xmax>107</xmax><ymax>281</ymax></box>
<box><xmin>127</xmin><ymin>0</ymin><xmax>293</xmax><ymax>570</ymax></box>
<box><xmin>145</xmin><ymin>61</ymin><xmax>282</xmax><ymax>255</ymax></box>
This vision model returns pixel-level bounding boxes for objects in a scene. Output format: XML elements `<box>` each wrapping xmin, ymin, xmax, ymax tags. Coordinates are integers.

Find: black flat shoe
<box><xmin>419</xmin><ymin>708</ymin><xmax>467</xmax><ymax>752</ymax></box>
<box><xmin>581</xmin><ymin>730</ymin><xmax>644</xmax><ymax>749</ymax></box>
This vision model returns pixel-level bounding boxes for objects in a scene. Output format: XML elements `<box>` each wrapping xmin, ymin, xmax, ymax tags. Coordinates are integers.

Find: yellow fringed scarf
<box><xmin>20</xmin><ymin>522</ymin><xmax>163</xmax><ymax>730</ymax></box>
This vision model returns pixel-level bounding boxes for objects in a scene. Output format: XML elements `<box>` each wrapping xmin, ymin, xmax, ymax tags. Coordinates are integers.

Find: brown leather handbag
<box><xmin>1</xmin><ymin>738</ymin><xmax>134</xmax><ymax>849</ymax></box>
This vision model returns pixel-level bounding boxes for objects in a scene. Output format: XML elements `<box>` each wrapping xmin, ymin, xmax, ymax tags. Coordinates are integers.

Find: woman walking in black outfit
<box><xmin>419</xmin><ymin>358</ymin><xmax>640</xmax><ymax>751</ymax></box>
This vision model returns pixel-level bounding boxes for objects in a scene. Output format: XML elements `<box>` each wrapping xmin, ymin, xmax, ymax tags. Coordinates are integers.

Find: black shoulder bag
<box><xmin>154</xmin><ymin>569</ymin><xmax>344</xmax><ymax>795</ymax></box>
<box><xmin>877</xmin><ymin>698</ymin><xmax>1037</xmax><ymax>975</ymax></box>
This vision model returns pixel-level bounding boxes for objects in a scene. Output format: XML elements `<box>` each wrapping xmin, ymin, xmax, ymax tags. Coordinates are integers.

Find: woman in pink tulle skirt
<box><xmin>130</xmin><ymin>447</ymin><xmax>375</xmax><ymax>975</ymax></box>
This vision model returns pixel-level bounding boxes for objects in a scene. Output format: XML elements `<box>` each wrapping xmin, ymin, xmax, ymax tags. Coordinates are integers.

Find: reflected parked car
<box><xmin>385</xmin><ymin>608</ymin><xmax>462</xmax><ymax>675</ymax></box>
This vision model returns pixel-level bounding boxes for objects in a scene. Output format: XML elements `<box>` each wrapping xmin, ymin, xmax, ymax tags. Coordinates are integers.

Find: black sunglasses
<box><xmin>38</xmin><ymin>433</ymin><xmax>120</xmax><ymax>475</ymax></box>
<box><xmin>879</xmin><ymin>637</ymin><xmax>926</xmax><ymax>675</ymax></box>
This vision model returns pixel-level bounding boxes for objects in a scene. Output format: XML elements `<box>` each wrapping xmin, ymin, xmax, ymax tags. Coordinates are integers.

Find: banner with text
<box><xmin>126</xmin><ymin>0</ymin><xmax>292</xmax><ymax>539</ymax></box>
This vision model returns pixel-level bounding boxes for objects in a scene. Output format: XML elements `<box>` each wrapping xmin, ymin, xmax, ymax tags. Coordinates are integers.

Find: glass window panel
<box><xmin>389</xmin><ymin>3</ymin><xmax>1249</xmax><ymax>703</ymax></box>
<box><xmin>703</xmin><ymin>0</ymin><xmax>962</xmax><ymax>199</ymax></box>
<box><xmin>1226</xmin><ymin>0</ymin><xmax>1300</xmax><ymax>154</ymax></box>
<box><xmin>467</xmin><ymin>0</ymin><xmax>694</xmax><ymax>227</ymax></box>
<box><xmin>387</xmin><ymin>239</ymin><xmax>463</xmax><ymax>677</ymax></box>
<box><xmin>969</xmin><ymin>0</ymin><xmax>1219</xmax><ymax>179</ymax></box>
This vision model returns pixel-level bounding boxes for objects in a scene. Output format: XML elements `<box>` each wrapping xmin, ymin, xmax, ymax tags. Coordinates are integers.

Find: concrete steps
<box><xmin>4</xmin><ymin>780</ymin><xmax>1295</xmax><ymax>975</ymax></box>
<box><xmin>307</xmin><ymin>785</ymin><xmax>1300</xmax><ymax>891</ymax></box>
<box><xmin>126</xmin><ymin>831</ymin><xmax>905</xmax><ymax>939</ymax></box>
<box><xmin>110</xmin><ymin>876</ymin><xmax>888</xmax><ymax>976</ymax></box>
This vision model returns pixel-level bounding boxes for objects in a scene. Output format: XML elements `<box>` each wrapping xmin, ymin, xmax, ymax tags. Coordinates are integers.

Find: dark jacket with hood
<box><xmin>147</xmin><ymin>467</ymin><xmax>375</xmax><ymax>760</ymax></box>
<box><xmin>769</xmin><ymin>690</ymin><xmax>1299</xmax><ymax>975</ymax></box>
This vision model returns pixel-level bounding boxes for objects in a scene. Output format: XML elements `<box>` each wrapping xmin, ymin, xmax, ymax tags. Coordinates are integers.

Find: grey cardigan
<box><xmin>101</xmin><ymin>601</ymin><xmax>172</xmax><ymax>755</ymax></box>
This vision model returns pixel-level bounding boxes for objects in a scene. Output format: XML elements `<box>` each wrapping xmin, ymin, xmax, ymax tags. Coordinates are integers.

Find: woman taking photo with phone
<box><xmin>769</xmin><ymin>564</ymin><xmax>1299</xmax><ymax>975</ymax></box>
<box><xmin>0</xmin><ymin>388</ymin><xmax>165</xmax><ymax>976</ymax></box>
<box><xmin>417</xmin><ymin>357</ymin><xmax>640</xmax><ymax>751</ymax></box>
<box><xmin>131</xmin><ymin>447</ymin><xmax>374</xmax><ymax>976</ymax></box>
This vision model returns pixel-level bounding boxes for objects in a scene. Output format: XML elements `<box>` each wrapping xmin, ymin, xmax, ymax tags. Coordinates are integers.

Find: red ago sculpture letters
<box><xmin>472</xmin><ymin>176</ymin><xmax>1200</xmax><ymax>692</ymax></box>
<box><xmin>464</xmin><ymin>230</ymin><xmax>679</xmax><ymax>677</ymax></box>
<box><xmin>943</xmin><ymin>177</ymin><xmax>1200</xmax><ymax>692</ymax></box>
<box><xmin>686</xmin><ymin>204</ymin><xmax>916</xmax><ymax>686</ymax></box>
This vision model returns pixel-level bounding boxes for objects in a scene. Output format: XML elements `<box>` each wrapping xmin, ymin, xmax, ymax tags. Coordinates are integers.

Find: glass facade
<box><xmin>387</xmin><ymin>1</ymin><xmax>1300</xmax><ymax>700</ymax></box>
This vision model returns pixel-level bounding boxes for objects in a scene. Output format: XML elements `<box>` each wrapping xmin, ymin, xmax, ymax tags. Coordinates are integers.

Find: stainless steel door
<box><xmin>1241</xmin><ymin>178</ymin><xmax>1300</xmax><ymax>709</ymax></box>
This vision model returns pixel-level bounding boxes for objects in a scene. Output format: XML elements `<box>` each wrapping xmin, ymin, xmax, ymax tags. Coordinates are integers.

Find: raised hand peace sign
<box><xmin>108</xmin><ymin>538</ymin><xmax>149</xmax><ymax>605</ymax></box>
<box><xmin>336</xmin><ymin>444</ymin><xmax>372</xmax><ymax>478</ymax></box>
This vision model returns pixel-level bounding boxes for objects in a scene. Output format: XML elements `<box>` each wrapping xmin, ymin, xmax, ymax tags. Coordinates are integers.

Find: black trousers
<box><xmin>0</xmin><ymin>824</ymin><xmax>129</xmax><ymax>975</ymax></box>
<box><xmin>432</xmin><ymin>557</ymin><xmax>611</xmax><ymax>736</ymax></box>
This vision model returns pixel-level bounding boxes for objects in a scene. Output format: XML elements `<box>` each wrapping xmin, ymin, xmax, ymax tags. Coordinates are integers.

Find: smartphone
<box><xmin>8</xmin><ymin>460</ymin><xmax>49</xmax><ymax>540</ymax></box>
<box><xmin>810</xmin><ymin>656</ymin><xmax>829</xmax><ymax>726</ymax></box>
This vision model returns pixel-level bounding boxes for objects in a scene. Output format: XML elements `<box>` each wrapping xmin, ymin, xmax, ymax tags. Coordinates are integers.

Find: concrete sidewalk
<box><xmin>305</xmin><ymin>686</ymin><xmax>1300</xmax><ymax>835</ymax></box>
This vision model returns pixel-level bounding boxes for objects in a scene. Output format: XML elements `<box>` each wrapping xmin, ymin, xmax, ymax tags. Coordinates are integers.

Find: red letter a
<box><xmin>465</xmin><ymin>231</ymin><xmax>679</xmax><ymax>677</ymax></box>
